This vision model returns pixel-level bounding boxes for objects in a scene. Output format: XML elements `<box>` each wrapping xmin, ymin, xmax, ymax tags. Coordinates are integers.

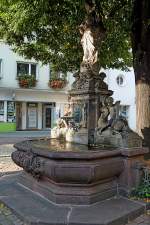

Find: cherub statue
<box><xmin>57</xmin><ymin>118</ymin><xmax>68</xmax><ymax>129</ymax></box>
<box><xmin>97</xmin><ymin>101</ymin><xmax>109</xmax><ymax>134</ymax></box>
<box><xmin>72</xmin><ymin>71</ymin><xmax>84</xmax><ymax>89</ymax></box>
<box><xmin>105</xmin><ymin>97</ymin><xmax>120</xmax><ymax>127</ymax></box>
<box><xmin>64</xmin><ymin>104</ymin><xmax>72</xmax><ymax>117</ymax></box>
<box><xmin>97</xmin><ymin>97</ymin><xmax>120</xmax><ymax>134</ymax></box>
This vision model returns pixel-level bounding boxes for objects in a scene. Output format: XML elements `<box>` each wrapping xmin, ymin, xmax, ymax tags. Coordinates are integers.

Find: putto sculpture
<box><xmin>97</xmin><ymin>97</ymin><xmax>120</xmax><ymax>134</ymax></box>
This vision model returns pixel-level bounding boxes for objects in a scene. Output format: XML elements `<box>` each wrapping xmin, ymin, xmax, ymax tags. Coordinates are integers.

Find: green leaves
<box><xmin>0</xmin><ymin>0</ymin><xmax>133</xmax><ymax>72</ymax></box>
<box><xmin>131</xmin><ymin>182</ymin><xmax>150</xmax><ymax>199</ymax></box>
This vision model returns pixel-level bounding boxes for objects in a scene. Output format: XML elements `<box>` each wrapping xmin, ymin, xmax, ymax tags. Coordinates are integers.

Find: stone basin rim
<box><xmin>13</xmin><ymin>139</ymin><xmax>123</xmax><ymax>160</ymax></box>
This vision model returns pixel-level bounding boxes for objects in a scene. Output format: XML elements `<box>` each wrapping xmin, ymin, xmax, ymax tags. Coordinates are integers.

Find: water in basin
<box><xmin>31</xmin><ymin>138</ymin><xmax>117</xmax><ymax>152</ymax></box>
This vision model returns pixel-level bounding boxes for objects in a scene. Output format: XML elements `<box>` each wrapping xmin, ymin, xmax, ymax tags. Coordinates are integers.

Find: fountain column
<box><xmin>69</xmin><ymin>69</ymin><xmax>112</xmax><ymax>145</ymax></box>
<box><xmin>67</xmin><ymin>0</ymin><xmax>112</xmax><ymax>145</ymax></box>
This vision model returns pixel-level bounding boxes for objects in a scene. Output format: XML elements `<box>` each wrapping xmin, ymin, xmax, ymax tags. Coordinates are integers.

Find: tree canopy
<box><xmin>0</xmin><ymin>0</ymin><xmax>132</xmax><ymax>72</ymax></box>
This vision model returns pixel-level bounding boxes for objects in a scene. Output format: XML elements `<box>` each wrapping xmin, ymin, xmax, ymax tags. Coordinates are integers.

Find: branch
<box><xmin>108</xmin><ymin>0</ymin><xmax>128</xmax><ymax>18</ymax></box>
<box><xmin>95</xmin><ymin>0</ymin><xmax>105</xmax><ymax>19</ymax></box>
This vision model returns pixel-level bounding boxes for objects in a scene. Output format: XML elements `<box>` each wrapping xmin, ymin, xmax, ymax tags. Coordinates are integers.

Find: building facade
<box><xmin>104</xmin><ymin>68</ymin><xmax>136</xmax><ymax>130</ymax></box>
<box><xmin>0</xmin><ymin>41</ymin><xmax>72</xmax><ymax>130</ymax></box>
<box><xmin>0</xmin><ymin>41</ymin><xmax>136</xmax><ymax>131</ymax></box>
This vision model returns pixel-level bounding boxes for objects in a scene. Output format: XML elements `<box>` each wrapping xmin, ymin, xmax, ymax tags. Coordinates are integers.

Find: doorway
<box><xmin>43</xmin><ymin>105</ymin><xmax>52</xmax><ymax>129</ymax></box>
<box><xmin>27</xmin><ymin>103</ymin><xmax>38</xmax><ymax>129</ymax></box>
<box><xmin>16</xmin><ymin>102</ymin><xmax>22</xmax><ymax>130</ymax></box>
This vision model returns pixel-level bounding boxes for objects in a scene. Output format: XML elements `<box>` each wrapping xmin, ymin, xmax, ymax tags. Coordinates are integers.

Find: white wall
<box><xmin>0</xmin><ymin>41</ymin><xmax>38</xmax><ymax>88</ymax></box>
<box><xmin>0</xmin><ymin>42</ymin><xmax>49</xmax><ymax>89</ymax></box>
<box><xmin>0</xmin><ymin>41</ymin><xmax>72</xmax><ymax>91</ymax></box>
<box><xmin>104</xmin><ymin>68</ymin><xmax>136</xmax><ymax>130</ymax></box>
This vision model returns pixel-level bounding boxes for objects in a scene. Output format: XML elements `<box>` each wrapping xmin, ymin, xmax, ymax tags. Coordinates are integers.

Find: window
<box><xmin>17</xmin><ymin>62</ymin><xmax>37</xmax><ymax>77</ymax></box>
<box><xmin>119</xmin><ymin>105</ymin><xmax>129</xmax><ymax>120</ymax></box>
<box><xmin>0</xmin><ymin>59</ymin><xmax>2</xmax><ymax>78</ymax></box>
<box><xmin>7</xmin><ymin>101</ymin><xmax>16</xmax><ymax>122</ymax></box>
<box><xmin>50</xmin><ymin>64</ymin><xmax>67</xmax><ymax>80</ymax></box>
<box><xmin>0</xmin><ymin>101</ymin><xmax>4</xmax><ymax>122</ymax></box>
<box><xmin>116</xmin><ymin>75</ymin><xmax>124</xmax><ymax>86</ymax></box>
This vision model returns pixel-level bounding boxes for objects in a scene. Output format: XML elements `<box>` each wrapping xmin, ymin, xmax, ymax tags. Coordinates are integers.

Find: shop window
<box><xmin>17</xmin><ymin>62</ymin><xmax>37</xmax><ymax>77</ymax></box>
<box><xmin>7</xmin><ymin>101</ymin><xmax>16</xmax><ymax>122</ymax></box>
<box><xmin>0</xmin><ymin>101</ymin><xmax>4</xmax><ymax>122</ymax></box>
<box><xmin>119</xmin><ymin>105</ymin><xmax>129</xmax><ymax>120</ymax></box>
<box><xmin>0</xmin><ymin>59</ymin><xmax>2</xmax><ymax>78</ymax></box>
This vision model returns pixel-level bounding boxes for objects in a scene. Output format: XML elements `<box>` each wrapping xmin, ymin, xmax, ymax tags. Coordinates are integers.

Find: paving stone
<box><xmin>0</xmin><ymin>173</ymin><xmax>149</xmax><ymax>225</ymax></box>
<box><xmin>0</xmin><ymin>200</ymin><xmax>24</xmax><ymax>225</ymax></box>
<box><xmin>127</xmin><ymin>214</ymin><xmax>150</xmax><ymax>225</ymax></box>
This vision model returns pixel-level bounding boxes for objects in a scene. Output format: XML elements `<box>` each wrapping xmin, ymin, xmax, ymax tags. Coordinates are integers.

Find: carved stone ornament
<box><xmin>12</xmin><ymin>150</ymin><xmax>43</xmax><ymax>179</ymax></box>
<box><xmin>72</xmin><ymin>70</ymin><xmax>108</xmax><ymax>91</ymax></box>
<box><xmin>95</xmin><ymin>96</ymin><xmax>142</xmax><ymax>148</ymax></box>
<box><xmin>94</xmin><ymin>72</ymin><xmax>108</xmax><ymax>91</ymax></box>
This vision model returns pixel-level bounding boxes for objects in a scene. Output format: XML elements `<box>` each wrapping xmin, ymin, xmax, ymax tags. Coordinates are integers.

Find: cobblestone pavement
<box><xmin>0</xmin><ymin>144</ymin><xmax>23</xmax><ymax>224</ymax></box>
<box><xmin>0</xmin><ymin>202</ymin><xmax>23</xmax><ymax>225</ymax></box>
<box><xmin>127</xmin><ymin>212</ymin><xmax>150</xmax><ymax>225</ymax></box>
<box><xmin>0</xmin><ymin>144</ymin><xmax>22</xmax><ymax>177</ymax></box>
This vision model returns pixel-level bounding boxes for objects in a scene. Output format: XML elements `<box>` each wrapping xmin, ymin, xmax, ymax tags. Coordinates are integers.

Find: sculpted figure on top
<box><xmin>79</xmin><ymin>0</ymin><xmax>106</xmax><ymax>75</ymax></box>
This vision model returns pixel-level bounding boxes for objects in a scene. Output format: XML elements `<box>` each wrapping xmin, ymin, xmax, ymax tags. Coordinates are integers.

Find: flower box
<box><xmin>18</xmin><ymin>75</ymin><xmax>37</xmax><ymax>88</ymax></box>
<box><xmin>49</xmin><ymin>78</ymin><xmax>67</xmax><ymax>89</ymax></box>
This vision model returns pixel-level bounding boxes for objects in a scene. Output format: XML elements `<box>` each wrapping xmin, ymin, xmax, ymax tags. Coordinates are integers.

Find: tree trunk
<box><xmin>131</xmin><ymin>0</ymin><xmax>150</xmax><ymax>144</ymax></box>
<box><xmin>136</xmin><ymin>83</ymin><xmax>150</xmax><ymax>137</ymax></box>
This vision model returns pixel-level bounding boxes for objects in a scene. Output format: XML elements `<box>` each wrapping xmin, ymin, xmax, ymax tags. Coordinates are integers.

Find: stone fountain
<box><xmin>11</xmin><ymin>63</ymin><xmax>146</xmax><ymax>206</ymax></box>
<box><xmin>9</xmin><ymin>66</ymin><xmax>148</xmax><ymax>224</ymax></box>
<box><xmin>0</xmin><ymin>1</ymin><xmax>149</xmax><ymax>225</ymax></box>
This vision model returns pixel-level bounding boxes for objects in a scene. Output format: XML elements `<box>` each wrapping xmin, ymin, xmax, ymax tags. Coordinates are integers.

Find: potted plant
<box><xmin>49</xmin><ymin>78</ymin><xmax>67</xmax><ymax>89</ymax></box>
<box><xmin>18</xmin><ymin>74</ymin><xmax>37</xmax><ymax>88</ymax></box>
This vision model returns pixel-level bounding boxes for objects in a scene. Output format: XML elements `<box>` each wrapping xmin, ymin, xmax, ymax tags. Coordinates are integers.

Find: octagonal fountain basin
<box><xmin>12</xmin><ymin>138</ymin><xmax>124</xmax><ymax>205</ymax></box>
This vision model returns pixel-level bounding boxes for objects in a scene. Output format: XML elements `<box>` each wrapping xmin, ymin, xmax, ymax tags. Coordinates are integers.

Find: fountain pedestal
<box><xmin>67</xmin><ymin>71</ymin><xmax>113</xmax><ymax>145</ymax></box>
<box><xmin>11</xmin><ymin>139</ymin><xmax>148</xmax><ymax>205</ymax></box>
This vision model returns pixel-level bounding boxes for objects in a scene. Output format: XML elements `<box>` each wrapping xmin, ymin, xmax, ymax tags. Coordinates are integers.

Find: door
<box><xmin>27</xmin><ymin>103</ymin><xmax>38</xmax><ymax>129</ymax></box>
<box><xmin>43</xmin><ymin>106</ymin><xmax>52</xmax><ymax>129</ymax></box>
<box><xmin>16</xmin><ymin>102</ymin><xmax>22</xmax><ymax>130</ymax></box>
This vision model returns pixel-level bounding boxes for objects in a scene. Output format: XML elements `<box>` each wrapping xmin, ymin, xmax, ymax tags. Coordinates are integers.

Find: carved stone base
<box><xmin>19</xmin><ymin>172</ymin><xmax>119</xmax><ymax>205</ymax></box>
<box><xmin>12</xmin><ymin>139</ymin><xmax>149</xmax><ymax>205</ymax></box>
<box><xmin>12</xmin><ymin>139</ymin><xmax>124</xmax><ymax>205</ymax></box>
<box><xmin>0</xmin><ymin>173</ymin><xmax>147</xmax><ymax>225</ymax></box>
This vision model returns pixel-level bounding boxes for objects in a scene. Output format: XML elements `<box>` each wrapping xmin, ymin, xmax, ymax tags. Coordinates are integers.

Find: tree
<box><xmin>0</xmin><ymin>0</ymin><xmax>149</xmax><ymax>141</ymax></box>
<box><xmin>0</xmin><ymin>0</ymin><xmax>132</xmax><ymax>72</ymax></box>
<box><xmin>131</xmin><ymin>0</ymin><xmax>150</xmax><ymax>143</ymax></box>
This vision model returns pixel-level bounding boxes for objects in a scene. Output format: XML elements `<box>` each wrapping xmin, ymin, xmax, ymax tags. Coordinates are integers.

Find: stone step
<box><xmin>0</xmin><ymin>173</ymin><xmax>147</xmax><ymax>225</ymax></box>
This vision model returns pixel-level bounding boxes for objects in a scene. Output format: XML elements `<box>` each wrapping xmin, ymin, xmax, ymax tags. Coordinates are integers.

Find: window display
<box><xmin>7</xmin><ymin>101</ymin><xmax>16</xmax><ymax>122</ymax></box>
<box><xmin>0</xmin><ymin>101</ymin><xmax>4</xmax><ymax>121</ymax></box>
